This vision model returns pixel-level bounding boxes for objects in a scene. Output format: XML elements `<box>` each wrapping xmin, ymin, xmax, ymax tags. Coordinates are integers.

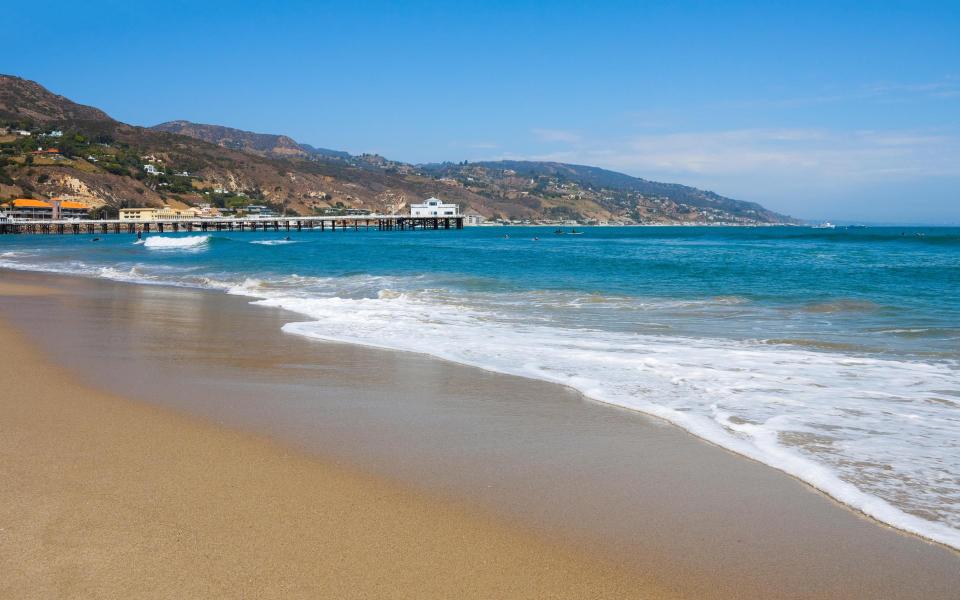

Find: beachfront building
<box><xmin>196</xmin><ymin>203</ymin><xmax>221</xmax><ymax>218</ymax></box>
<box><xmin>1</xmin><ymin>199</ymin><xmax>53</xmax><ymax>220</ymax></box>
<box><xmin>0</xmin><ymin>198</ymin><xmax>89</xmax><ymax>220</ymax></box>
<box><xmin>119</xmin><ymin>206</ymin><xmax>201</xmax><ymax>222</ymax></box>
<box><xmin>463</xmin><ymin>209</ymin><xmax>486</xmax><ymax>226</ymax></box>
<box><xmin>53</xmin><ymin>199</ymin><xmax>90</xmax><ymax>219</ymax></box>
<box><xmin>118</xmin><ymin>207</ymin><xmax>158</xmax><ymax>221</ymax></box>
<box><xmin>244</xmin><ymin>205</ymin><xmax>278</xmax><ymax>218</ymax></box>
<box><xmin>410</xmin><ymin>197</ymin><xmax>459</xmax><ymax>217</ymax></box>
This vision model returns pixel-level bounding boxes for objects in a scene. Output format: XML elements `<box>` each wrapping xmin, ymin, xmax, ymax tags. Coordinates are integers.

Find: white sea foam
<box><xmin>2</xmin><ymin>249</ymin><xmax>958</xmax><ymax>549</ymax></box>
<box><xmin>98</xmin><ymin>266</ymin><xmax>148</xmax><ymax>282</ymax></box>
<box><xmin>238</xmin><ymin>287</ymin><xmax>960</xmax><ymax>550</ymax></box>
<box><xmin>143</xmin><ymin>235</ymin><xmax>210</xmax><ymax>249</ymax></box>
<box><xmin>250</xmin><ymin>239</ymin><xmax>300</xmax><ymax>246</ymax></box>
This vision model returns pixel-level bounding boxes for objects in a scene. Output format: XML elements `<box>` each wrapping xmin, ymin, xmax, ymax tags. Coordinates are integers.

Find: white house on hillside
<box><xmin>410</xmin><ymin>197</ymin><xmax>459</xmax><ymax>217</ymax></box>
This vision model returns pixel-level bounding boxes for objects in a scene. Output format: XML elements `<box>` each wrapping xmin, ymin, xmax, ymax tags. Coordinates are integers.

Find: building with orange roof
<box><xmin>1</xmin><ymin>199</ymin><xmax>54</xmax><ymax>220</ymax></box>
<box><xmin>0</xmin><ymin>198</ymin><xmax>89</xmax><ymax>220</ymax></box>
<box><xmin>52</xmin><ymin>198</ymin><xmax>91</xmax><ymax>219</ymax></box>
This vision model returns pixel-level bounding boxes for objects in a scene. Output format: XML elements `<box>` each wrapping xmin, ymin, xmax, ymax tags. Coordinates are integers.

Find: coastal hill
<box><xmin>151</xmin><ymin>120</ymin><xmax>350</xmax><ymax>160</ymax></box>
<box><xmin>0</xmin><ymin>74</ymin><xmax>795</xmax><ymax>224</ymax></box>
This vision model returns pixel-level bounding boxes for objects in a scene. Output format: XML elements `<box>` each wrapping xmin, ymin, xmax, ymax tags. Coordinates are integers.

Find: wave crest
<box><xmin>143</xmin><ymin>235</ymin><xmax>211</xmax><ymax>249</ymax></box>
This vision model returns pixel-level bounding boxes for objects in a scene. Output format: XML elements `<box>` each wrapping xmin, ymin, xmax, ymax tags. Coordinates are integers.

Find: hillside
<box><xmin>420</xmin><ymin>161</ymin><xmax>787</xmax><ymax>224</ymax></box>
<box><xmin>0</xmin><ymin>76</ymin><xmax>112</xmax><ymax>126</ymax></box>
<box><xmin>151</xmin><ymin>121</ymin><xmax>350</xmax><ymax>160</ymax></box>
<box><xmin>0</xmin><ymin>75</ymin><xmax>794</xmax><ymax>224</ymax></box>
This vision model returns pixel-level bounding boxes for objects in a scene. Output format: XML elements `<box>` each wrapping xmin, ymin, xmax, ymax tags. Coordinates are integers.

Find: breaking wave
<box><xmin>142</xmin><ymin>235</ymin><xmax>211</xmax><ymax>249</ymax></box>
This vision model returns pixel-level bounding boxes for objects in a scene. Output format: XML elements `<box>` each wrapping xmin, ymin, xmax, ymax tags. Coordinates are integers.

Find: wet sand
<box><xmin>0</xmin><ymin>278</ymin><xmax>664</xmax><ymax>599</ymax></box>
<box><xmin>1</xmin><ymin>269</ymin><xmax>959</xmax><ymax>598</ymax></box>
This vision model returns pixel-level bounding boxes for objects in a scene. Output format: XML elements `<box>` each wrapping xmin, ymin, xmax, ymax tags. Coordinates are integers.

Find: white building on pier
<box><xmin>410</xmin><ymin>197</ymin><xmax>459</xmax><ymax>217</ymax></box>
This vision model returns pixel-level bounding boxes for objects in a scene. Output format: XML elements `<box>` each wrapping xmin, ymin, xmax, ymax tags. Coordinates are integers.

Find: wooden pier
<box><xmin>0</xmin><ymin>215</ymin><xmax>464</xmax><ymax>235</ymax></box>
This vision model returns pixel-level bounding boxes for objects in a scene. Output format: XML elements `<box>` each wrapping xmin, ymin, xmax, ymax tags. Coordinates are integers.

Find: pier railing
<box><xmin>0</xmin><ymin>215</ymin><xmax>464</xmax><ymax>235</ymax></box>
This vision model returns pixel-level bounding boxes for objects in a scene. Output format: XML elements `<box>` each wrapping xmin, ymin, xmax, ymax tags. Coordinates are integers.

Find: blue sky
<box><xmin>5</xmin><ymin>0</ymin><xmax>959</xmax><ymax>222</ymax></box>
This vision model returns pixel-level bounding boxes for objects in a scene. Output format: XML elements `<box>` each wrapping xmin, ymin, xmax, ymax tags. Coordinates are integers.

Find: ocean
<box><xmin>2</xmin><ymin>225</ymin><xmax>958</xmax><ymax>549</ymax></box>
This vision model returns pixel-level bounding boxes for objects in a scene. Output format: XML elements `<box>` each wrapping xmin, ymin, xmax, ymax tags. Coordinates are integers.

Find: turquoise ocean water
<box><xmin>2</xmin><ymin>225</ymin><xmax>958</xmax><ymax>547</ymax></box>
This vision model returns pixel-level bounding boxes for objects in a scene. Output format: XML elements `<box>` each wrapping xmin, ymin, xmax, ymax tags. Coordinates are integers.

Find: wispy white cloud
<box><xmin>498</xmin><ymin>128</ymin><xmax>960</xmax><ymax>183</ymax></box>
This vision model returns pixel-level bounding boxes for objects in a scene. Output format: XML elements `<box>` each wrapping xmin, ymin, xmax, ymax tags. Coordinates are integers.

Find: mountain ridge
<box><xmin>0</xmin><ymin>75</ymin><xmax>795</xmax><ymax>224</ymax></box>
<box><xmin>151</xmin><ymin>120</ymin><xmax>350</xmax><ymax>160</ymax></box>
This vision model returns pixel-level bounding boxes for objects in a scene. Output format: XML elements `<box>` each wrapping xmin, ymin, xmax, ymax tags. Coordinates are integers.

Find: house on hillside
<box><xmin>410</xmin><ymin>197</ymin><xmax>459</xmax><ymax>217</ymax></box>
<box><xmin>143</xmin><ymin>164</ymin><xmax>161</xmax><ymax>175</ymax></box>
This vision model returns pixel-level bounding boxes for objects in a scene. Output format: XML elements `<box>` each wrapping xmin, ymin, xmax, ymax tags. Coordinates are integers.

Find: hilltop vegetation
<box><xmin>0</xmin><ymin>74</ymin><xmax>794</xmax><ymax>224</ymax></box>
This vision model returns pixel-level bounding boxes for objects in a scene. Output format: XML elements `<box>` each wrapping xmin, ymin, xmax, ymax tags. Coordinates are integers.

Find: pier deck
<box><xmin>0</xmin><ymin>215</ymin><xmax>464</xmax><ymax>235</ymax></box>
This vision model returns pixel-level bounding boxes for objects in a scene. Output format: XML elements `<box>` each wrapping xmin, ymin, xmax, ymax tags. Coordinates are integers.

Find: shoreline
<box><xmin>275</xmin><ymin>315</ymin><xmax>960</xmax><ymax>552</ymax></box>
<box><xmin>4</xmin><ymin>249</ymin><xmax>953</xmax><ymax>551</ymax></box>
<box><xmin>2</xmin><ymin>269</ymin><xmax>959</xmax><ymax>598</ymax></box>
<box><xmin>0</xmin><ymin>279</ymin><xmax>663</xmax><ymax>599</ymax></box>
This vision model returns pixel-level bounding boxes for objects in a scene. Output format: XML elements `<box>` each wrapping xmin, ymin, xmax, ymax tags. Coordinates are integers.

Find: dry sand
<box><xmin>0</xmin><ymin>281</ymin><xmax>669</xmax><ymax>599</ymax></box>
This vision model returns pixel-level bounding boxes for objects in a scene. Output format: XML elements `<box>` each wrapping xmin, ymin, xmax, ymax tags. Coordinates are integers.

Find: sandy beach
<box><xmin>1</xmin><ymin>270</ymin><xmax>959</xmax><ymax>599</ymax></box>
<box><xmin>0</xmin><ymin>278</ymin><xmax>665</xmax><ymax>599</ymax></box>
